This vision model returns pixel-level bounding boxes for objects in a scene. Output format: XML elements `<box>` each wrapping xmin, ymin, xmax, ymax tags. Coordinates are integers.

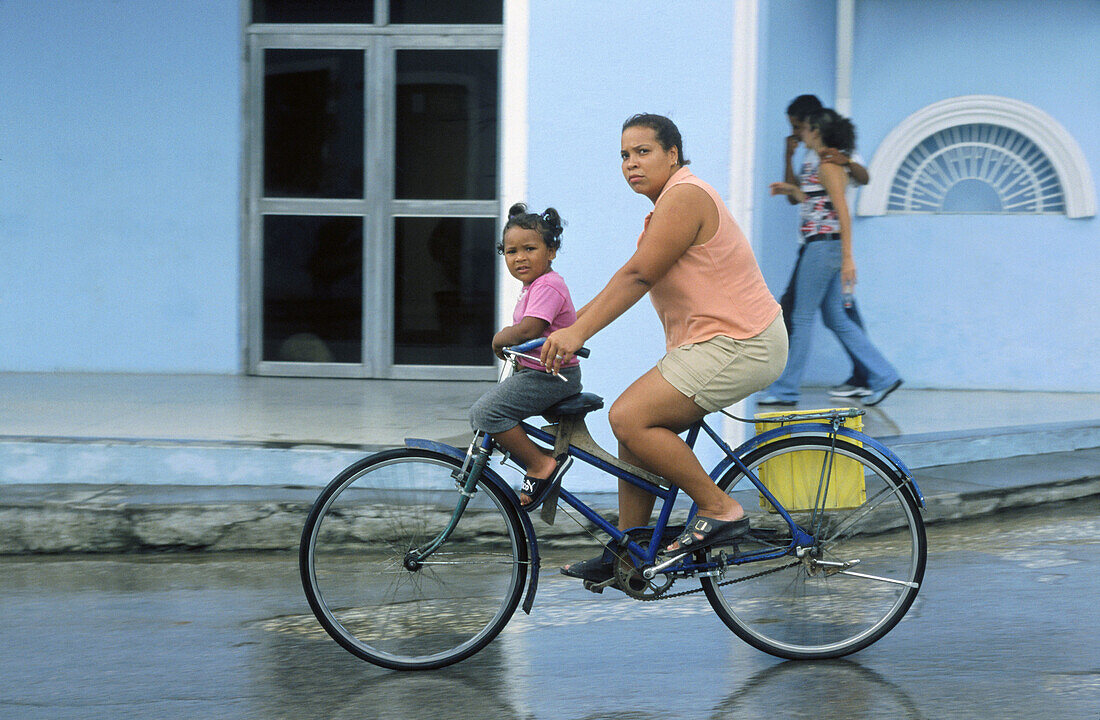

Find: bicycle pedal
<box><xmin>714</xmin><ymin>545</ymin><xmax>741</xmax><ymax>563</ymax></box>
<box><xmin>582</xmin><ymin>577</ymin><xmax>617</xmax><ymax>594</ymax></box>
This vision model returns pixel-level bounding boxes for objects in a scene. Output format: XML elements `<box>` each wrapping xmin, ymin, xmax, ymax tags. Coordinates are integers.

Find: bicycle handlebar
<box><xmin>507</xmin><ymin>337</ymin><xmax>590</xmax><ymax>358</ymax></box>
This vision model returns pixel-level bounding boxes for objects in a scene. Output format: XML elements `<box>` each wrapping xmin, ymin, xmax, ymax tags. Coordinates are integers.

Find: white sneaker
<box><xmin>828</xmin><ymin>384</ymin><xmax>872</xmax><ymax>398</ymax></box>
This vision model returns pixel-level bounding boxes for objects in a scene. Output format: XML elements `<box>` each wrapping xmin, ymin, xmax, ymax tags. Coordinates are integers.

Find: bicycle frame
<box><xmin>309</xmin><ymin>337</ymin><xmax>927</xmax><ymax>667</ymax></box>
<box><xmin>520</xmin><ymin>417</ymin><xmax>817</xmax><ymax>576</ymax></box>
<box><xmin>408</xmin><ymin>337</ymin><xmax>923</xmax><ymax>584</ymax></box>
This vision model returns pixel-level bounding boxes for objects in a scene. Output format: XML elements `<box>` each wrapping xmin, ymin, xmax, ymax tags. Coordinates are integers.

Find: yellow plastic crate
<box><xmin>753</xmin><ymin>408</ymin><xmax>866</xmax><ymax>513</ymax></box>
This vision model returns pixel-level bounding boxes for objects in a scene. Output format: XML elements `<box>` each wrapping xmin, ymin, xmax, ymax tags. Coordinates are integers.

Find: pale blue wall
<box><xmin>848</xmin><ymin>0</ymin><xmax>1100</xmax><ymax>391</ymax></box>
<box><xmin>753</xmin><ymin>0</ymin><xmax>1099</xmax><ymax>392</ymax></box>
<box><xmin>3</xmin><ymin>0</ymin><xmax>1093</xmax><ymax>393</ymax></box>
<box><xmin>0</xmin><ymin>1</ymin><xmax>240</xmax><ymax>373</ymax></box>
<box><xmin>525</xmin><ymin>0</ymin><xmax>734</xmax><ymax>470</ymax></box>
<box><xmin>753</xmin><ymin>0</ymin><xmax>837</xmax><ymax>382</ymax></box>
<box><xmin>525</xmin><ymin>1</ymin><xmax>735</xmax><ymax>406</ymax></box>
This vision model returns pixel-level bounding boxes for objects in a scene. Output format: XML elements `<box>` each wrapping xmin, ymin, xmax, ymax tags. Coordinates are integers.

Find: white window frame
<box><xmin>858</xmin><ymin>95</ymin><xmax>1096</xmax><ymax>218</ymax></box>
<box><xmin>240</xmin><ymin>1</ymin><xmax>515</xmax><ymax>380</ymax></box>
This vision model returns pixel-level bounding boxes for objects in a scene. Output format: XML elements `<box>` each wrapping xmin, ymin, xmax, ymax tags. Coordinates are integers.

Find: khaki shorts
<box><xmin>656</xmin><ymin>314</ymin><xmax>788</xmax><ymax>413</ymax></box>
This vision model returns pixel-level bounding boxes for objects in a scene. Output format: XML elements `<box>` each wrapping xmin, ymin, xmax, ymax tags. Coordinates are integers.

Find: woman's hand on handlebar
<box><xmin>540</xmin><ymin>325</ymin><xmax>587</xmax><ymax>373</ymax></box>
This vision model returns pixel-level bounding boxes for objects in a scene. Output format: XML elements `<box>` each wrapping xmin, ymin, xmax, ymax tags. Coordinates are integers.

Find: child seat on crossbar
<box><xmin>539</xmin><ymin>392</ymin><xmax>670</xmax><ymax>489</ymax></box>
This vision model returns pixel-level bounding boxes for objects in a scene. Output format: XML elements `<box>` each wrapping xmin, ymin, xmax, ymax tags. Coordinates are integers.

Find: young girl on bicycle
<box><xmin>469</xmin><ymin>203</ymin><xmax>581</xmax><ymax>510</ymax></box>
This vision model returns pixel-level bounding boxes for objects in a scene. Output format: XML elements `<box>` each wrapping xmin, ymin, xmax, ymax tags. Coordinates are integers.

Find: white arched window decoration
<box><xmin>858</xmin><ymin>95</ymin><xmax>1096</xmax><ymax>218</ymax></box>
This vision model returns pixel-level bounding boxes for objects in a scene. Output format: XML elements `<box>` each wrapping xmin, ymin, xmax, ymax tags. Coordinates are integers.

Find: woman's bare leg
<box><xmin>609</xmin><ymin>368</ymin><xmax>744</xmax><ymax>524</ymax></box>
<box><xmin>616</xmin><ymin>443</ymin><xmax>656</xmax><ymax>530</ymax></box>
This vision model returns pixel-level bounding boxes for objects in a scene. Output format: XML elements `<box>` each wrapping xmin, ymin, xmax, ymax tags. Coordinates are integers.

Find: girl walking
<box><xmin>762</xmin><ymin>109</ymin><xmax>902</xmax><ymax>407</ymax></box>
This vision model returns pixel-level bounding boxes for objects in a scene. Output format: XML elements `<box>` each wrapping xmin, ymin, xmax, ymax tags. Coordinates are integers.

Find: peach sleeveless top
<box><xmin>642</xmin><ymin>167</ymin><xmax>780</xmax><ymax>351</ymax></box>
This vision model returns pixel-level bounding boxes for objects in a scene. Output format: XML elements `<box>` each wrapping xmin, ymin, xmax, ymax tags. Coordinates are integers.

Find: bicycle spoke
<box><xmin>301</xmin><ymin>450</ymin><xmax>527</xmax><ymax>670</ymax></box>
<box><xmin>835</xmin><ymin>569</ymin><xmax>920</xmax><ymax>589</ymax></box>
<box><xmin>820</xmin><ymin>483</ymin><xmax>900</xmax><ymax>542</ymax></box>
<box><xmin>703</xmin><ymin>436</ymin><xmax>925</xmax><ymax>660</ymax></box>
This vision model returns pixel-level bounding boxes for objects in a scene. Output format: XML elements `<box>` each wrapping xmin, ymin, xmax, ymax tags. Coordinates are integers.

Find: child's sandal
<box><xmin>519</xmin><ymin>455</ymin><xmax>572</xmax><ymax>511</ymax></box>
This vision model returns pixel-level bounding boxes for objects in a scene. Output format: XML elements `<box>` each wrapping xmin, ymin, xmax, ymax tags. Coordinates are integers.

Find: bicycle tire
<box><xmin>701</xmin><ymin>435</ymin><xmax>926</xmax><ymax>660</ymax></box>
<box><xmin>299</xmin><ymin>448</ymin><xmax>528</xmax><ymax>670</ymax></box>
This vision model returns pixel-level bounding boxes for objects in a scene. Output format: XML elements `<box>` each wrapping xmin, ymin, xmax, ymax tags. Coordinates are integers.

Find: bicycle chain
<box><xmin>553</xmin><ymin>501</ymin><xmax>801</xmax><ymax>602</ymax></box>
<box><xmin>639</xmin><ymin>558</ymin><xmax>801</xmax><ymax>601</ymax></box>
<box><xmin>551</xmin><ymin>495</ymin><xmax>802</xmax><ymax>601</ymax></box>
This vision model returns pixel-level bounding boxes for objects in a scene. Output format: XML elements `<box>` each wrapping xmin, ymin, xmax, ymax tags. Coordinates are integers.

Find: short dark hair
<box><xmin>787</xmin><ymin>94</ymin><xmax>823</xmax><ymax>120</ymax></box>
<box><xmin>806</xmin><ymin>108</ymin><xmax>856</xmax><ymax>154</ymax></box>
<box><xmin>498</xmin><ymin>203</ymin><xmax>564</xmax><ymax>254</ymax></box>
<box><xmin>622</xmin><ymin>113</ymin><xmax>690</xmax><ymax>166</ymax></box>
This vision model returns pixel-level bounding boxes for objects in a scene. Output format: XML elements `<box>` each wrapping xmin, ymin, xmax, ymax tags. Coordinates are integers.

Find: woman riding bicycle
<box><xmin>541</xmin><ymin>113</ymin><xmax>787</xmax><ymax>580</ymax></box>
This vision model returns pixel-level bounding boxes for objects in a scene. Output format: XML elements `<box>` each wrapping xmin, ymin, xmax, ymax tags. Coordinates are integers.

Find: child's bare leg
<box><xmin>491</xmin><ymin>426</ymin><xmax>557</xmax><ymax>504</ymax></box>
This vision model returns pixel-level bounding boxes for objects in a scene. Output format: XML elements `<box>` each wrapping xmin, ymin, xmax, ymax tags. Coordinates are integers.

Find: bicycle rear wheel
<box><xmin>300</xmin><ymin>448</ymin><xmax>528</xmax><ymax>670</ymax></box>
<box><xmin>702</xmin><ymin>436</ymin><xmax>925</xmax><ymax>660</ymax></box>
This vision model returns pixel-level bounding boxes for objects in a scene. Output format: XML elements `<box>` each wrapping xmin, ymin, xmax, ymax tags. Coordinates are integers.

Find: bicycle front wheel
<box><xmin>299</xmin><ymin>448</ymin><xmax>528</xmax><ymax>670</ymax></box>
<box><xmin>702</xmin><ymin>436</ymin><xmax>926</xmax><ymax>660</ymax></box>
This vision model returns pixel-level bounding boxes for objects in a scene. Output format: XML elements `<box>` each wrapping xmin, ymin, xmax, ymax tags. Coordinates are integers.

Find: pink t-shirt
<box><xmin>513</xmin><ymin>270</ymin><xmax>579</xmax><ymax>370</ymax></box>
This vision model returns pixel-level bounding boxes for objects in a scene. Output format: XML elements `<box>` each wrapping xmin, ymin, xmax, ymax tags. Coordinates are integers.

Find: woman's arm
<box><xmin>770</xmin><ymin>181</ymin><xmax>806</xmax><ymax>203</ymax></box>
<box><xmin>819</xmin><ymin>162</ymin><xmax>856</xmax><ymax>291</ymax></box>
<box><xmin>819</xmin><ymin>147</ymin><xmax>870</xmax><ymax>186</ymax></box>
<box><xmin>539</xmin><ymin>184</ymin><xmax>708</xmax><ymax>368</ymax></box>
<box><xmin>784</xmin><ymin>135</ymin><xmax>800</xmax><ymax>203</ymax></box>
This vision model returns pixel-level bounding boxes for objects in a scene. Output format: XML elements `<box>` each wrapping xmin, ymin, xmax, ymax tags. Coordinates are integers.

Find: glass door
<box><xmin>258</xmin><ymin>48</ymin><xmax>366</xmax><ymax>370</ymax></box>
<box><xmin>245</xmin><ymin>8</ymin><xmax>502</xmax><ymax>379</ymax></box>
<box><xmin>391</xmin><ymin>48</ymin><xmax>499</xmax><ymax>371</ymax></box>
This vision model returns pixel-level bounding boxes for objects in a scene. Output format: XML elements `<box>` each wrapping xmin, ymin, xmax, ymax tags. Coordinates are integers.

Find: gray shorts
<box><xmin>470</xmin><ymin>366</ymin><xmax>583</xmax><ymax>434</ymax></box>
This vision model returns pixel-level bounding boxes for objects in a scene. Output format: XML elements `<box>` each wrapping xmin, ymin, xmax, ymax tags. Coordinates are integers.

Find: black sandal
<box><xmin>663</xmin><ymin>516</ymin><xmax>750</xmax><ymax>555</ymax></box>
<box><xmin>519</xmin><ymin>455</ymin><xmax>572</xmax><ymax>510</ymax></box>
<box><xmin>559</xmin><ymin>553</ymin><xmax>614</xmax><ymax>583</ymax></box>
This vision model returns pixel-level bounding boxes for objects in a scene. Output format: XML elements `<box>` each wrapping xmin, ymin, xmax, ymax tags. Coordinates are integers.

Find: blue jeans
<box><xmin>779</xmin><ymin>244</ymin><xmax>870</xmax><ymax>387</ymax></box>
<box><xmin>767</xmin><ymin>240</ymin><xmax>899</xmax><ymax>401</ymax></box>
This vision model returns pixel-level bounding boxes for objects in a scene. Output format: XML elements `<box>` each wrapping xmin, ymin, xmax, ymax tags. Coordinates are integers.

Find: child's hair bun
<box><xmin>540</xmin><ymin>208</ymin><xmax>563</xmax><ymax>239</ymax></box>
<box><xmin>499</xmin><ymin>203</ymin><xmax>566</xmax><ymax>254</ymax></box>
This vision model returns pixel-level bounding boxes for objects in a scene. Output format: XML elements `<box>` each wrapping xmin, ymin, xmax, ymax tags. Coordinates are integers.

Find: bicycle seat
<box><xmin>542</xmin><ymin>392</ymin><xmax>604</xmax><ymax>420</ymax></box>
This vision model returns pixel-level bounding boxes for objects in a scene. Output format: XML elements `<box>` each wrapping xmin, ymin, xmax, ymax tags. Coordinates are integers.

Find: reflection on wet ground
<box><xmin>0</xmin><ymin>498</ymin><xmax>1097</xmax><ymax>719</ymax></box>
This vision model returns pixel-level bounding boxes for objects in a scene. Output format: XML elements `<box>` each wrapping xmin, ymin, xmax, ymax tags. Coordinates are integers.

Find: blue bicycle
<box><xmin>300</xmin><ymin>339</ymin><xmax>926</xmax><ymax>670</ymax></box>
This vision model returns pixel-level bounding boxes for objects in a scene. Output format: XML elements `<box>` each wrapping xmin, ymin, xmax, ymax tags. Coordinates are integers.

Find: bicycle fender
<box><xmin>722</xmin><ymin>424</ymin><xmax>924</xmax><ymax>507</ymax></box>
<box><xmin>404</xmin><ymin>437</ymin><xmax>467</xmax><ymax>460</ymax></box>
<box><xmin>404</xmin><ymin>438</ymin><xmax>543</xmax><ymax>614</ymax></box>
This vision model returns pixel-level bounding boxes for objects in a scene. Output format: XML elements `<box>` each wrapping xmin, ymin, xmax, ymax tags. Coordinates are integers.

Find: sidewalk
<box><xmin>1</xmin><ymin>373</ymin><xmax>1098</xmax><ymax>553</ymax></box>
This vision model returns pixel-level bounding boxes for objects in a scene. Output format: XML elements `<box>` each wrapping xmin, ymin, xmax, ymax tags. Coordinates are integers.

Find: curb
<box><xmin>2</xmin><ymin>473</ymin><xmax>1096</xmax><ymax>555</ymax></box>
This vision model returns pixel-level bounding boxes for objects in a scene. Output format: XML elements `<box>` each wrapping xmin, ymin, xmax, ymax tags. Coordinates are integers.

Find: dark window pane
<box><xmin>264</xmin><ymin>50</ymin><xmax>364</xmax><ymax>198</ymax></box>
<box><xmin>389</xmin><ymin>0</ymin><xmax>502</xmax><ymax>23</ymax></box>
<box><xmin>394</xmin><ymin>217</ymin><xmax>495</xmax><ymax>365</ymax></box>
<box><xmin>395</xmin><ymin>50</ymin><xmax>498</xmax><ymax>200</ymax></box>
<box><xmin>263</xmin><ymin>215</ymin><xmax>363</xmax><ymax>363</ymax></box>
<box><xmin>253</xmin><ymin>0</ymin><xmax>373</xmax><ymax>23</ymax></box>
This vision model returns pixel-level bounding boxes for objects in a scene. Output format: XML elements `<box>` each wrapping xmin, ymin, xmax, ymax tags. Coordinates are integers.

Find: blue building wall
<box><xmin>752</xmin><ymin>0</ymin><xmax>837</xmax><ymax>383</ymax></box>
<box><xmin>0</xmin><ymin>1</ymin><xmax>241</xmax><ymax>373</ymax></box>
<box><xmin>1</xmin><ymin>0</ymin><xmax>1094</xmax><ymax>393</ymax></box>
<box><xmin>525</xmin><ymin>0</ymin><xmax>735</xmax><ymax>470</ymax></box>
<box><xmin>526</xmin><ymin>0</ymin><xmax>734</xmax><ymax>412</ymax></box>
<box><xmin>849</xmin><ymin>0</ymin><xmax>1098</xmax><ymax>391</ymax></box>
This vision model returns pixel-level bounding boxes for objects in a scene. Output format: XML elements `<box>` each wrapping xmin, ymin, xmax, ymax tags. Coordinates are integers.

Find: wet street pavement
<box><xmin>1</xmin><ymin>498</ymin><xmax>1098</xmax><ymax>720</ymax></box>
